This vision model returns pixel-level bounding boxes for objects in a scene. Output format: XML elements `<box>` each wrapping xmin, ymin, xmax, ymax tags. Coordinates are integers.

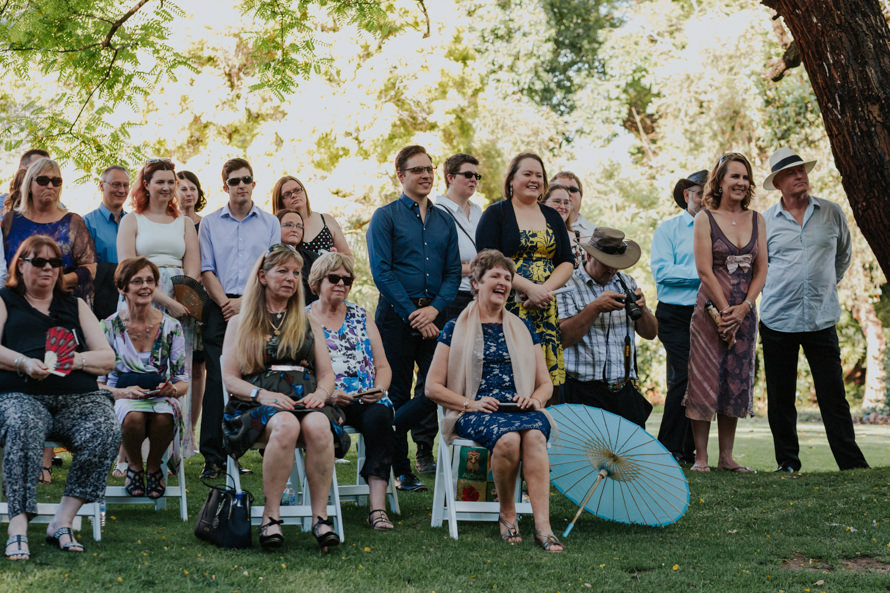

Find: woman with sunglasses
<box><xmin>306</xmin><ymin>252</ymin><xmax>396</xmax><ymax>530</ymax></box>
<box><xmin>540</xmin><ymin>183</ymin><xmax>583</xmax><ymax>268</ymax></box>
<box><xmin>221</xmin><ymin>244</ymin><xmax>344</xmax><ymax>551</ymax></box>
<box><xmin>276</xmin><ymin>208</ymin><xmax>320</xmax><ymax>305</ymax></box>
<box><xmin>1</xmin><ymin>158</ymin><xmax>97</xmax><ymax>304</ymax></box>
<box><xmin>271</xmin><ymin>176</ymin><xmax>353</xmax><ymax>257</ymax></box>
<box><xmin>0</xmin><ymin>235</ymin><xmax>119</xmax><ymax>560</ymax></box>
<box><xmin>117</xmin><ymin>159</ymin><xmax>200</xmax><ymax>456</ymax></box>
<box><xmin>98</xmin><ymin>257</ymin><xmax>188</xmax><ymax>499</ymax></box>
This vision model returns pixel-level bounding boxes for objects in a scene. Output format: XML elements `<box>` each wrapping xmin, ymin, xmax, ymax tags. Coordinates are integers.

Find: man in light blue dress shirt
<box><xmin>198</xmin><ymin>158</ymin><xmax>281</xmax><ymax>478</ymax></box>
<box><xmin>650</xmin><ymin>169</ymin><xmax>706</xmax><ymax>464</ymax></box>
<box><xmin>759</xmin><ymin>147</ymin><xmax>868</xmax><ymax>472</ymax></box>
<box><xmin>83</xmin><ymin>165</ymin><xmax>129</xmax><ymax>319</ymax></box>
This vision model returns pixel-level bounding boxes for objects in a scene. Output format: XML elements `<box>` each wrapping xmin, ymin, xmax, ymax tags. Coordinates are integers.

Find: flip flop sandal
<box><xmin>5</xmin><ymin>535</ymin><xmax>29</xmax><ymax>560</ymax></box>
<box><xmin>45</xmin><ymin>527</ymin><xmax>84</xmax><ymax>552</ymax></box>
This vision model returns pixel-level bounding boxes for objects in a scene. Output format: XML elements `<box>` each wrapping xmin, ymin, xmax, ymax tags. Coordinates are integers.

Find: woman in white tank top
<box><xmin>117</xmin><ymin>159</ymin><xmax>200</xmax><ymax>456</ymax></box>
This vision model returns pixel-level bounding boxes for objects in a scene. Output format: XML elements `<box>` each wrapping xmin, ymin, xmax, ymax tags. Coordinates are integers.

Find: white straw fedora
<box><xmin>763</xmin><ymin>147</ymin><xmax>816</xmax><ymax>191</ymax></box>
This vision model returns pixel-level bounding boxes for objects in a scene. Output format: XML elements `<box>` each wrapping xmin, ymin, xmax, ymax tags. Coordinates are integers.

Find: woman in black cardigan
<box><xmin>475</xmin><ymin>153</ymin><xmax>574</xmax><ymax>387</ymax></box>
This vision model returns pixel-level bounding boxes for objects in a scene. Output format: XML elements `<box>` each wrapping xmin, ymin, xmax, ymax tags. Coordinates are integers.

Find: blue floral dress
<box><xmin>440</xmin><ymin>318</ymin><xmax>551</xmax><ymax>450</ymax></box>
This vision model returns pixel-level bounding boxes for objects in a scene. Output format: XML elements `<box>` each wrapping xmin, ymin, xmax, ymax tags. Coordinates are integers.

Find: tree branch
<box><xmin>416</xmin><ymin>0</ymin><xmax>430</xmax><ymax>38</ymax></box>
<box><xmin>765</xmin><ymin>8</ymin><xmax>801</xmax><ymax>81</ymax></box>
<box><xmin>102</xmin><ymin>0</ymin><xmax>152</xmax><ymax>48</ymax></box>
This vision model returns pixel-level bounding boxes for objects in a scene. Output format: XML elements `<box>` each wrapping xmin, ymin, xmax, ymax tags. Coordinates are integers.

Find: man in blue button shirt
<box><xmin>84</xmin><ymin>165</ymin><xmax>129</xmax><ymax>319</ymax></box>
<box><xmin>367</xmin><ymin>145</ymin><xmax>461</xmax><ymax>491</ymax></box>
<box><xmin>650</xmin><ymin>169</ymin><xmax>706</xmax><ymax>464</ymax></box>
<box><xmin>760</xmin><ymin>147</ymin><xmax>868</xmax><ymax>472</ymax></box>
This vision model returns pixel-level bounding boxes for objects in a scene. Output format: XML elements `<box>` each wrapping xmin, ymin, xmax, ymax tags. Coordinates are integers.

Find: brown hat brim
<box><xmin>580</xmin><ymin>239</ymin><xmax>641</xmax><ymax>269</ymax></box>
<box><xmin>672</xmin><ymin>180</ymin><xmax>694</xmax><ymax>209</ymax></box>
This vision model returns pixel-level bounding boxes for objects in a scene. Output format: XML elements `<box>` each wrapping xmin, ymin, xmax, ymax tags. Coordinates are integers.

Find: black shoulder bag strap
<box><xmin>435</xmin><ymin>203</ymin><xmax>476</xmax><ymax>248</ymax></box>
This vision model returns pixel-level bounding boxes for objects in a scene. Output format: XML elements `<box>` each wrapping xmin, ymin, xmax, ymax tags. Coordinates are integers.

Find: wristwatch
<box><xmin>249</xmin><ymin>387</ymin><xmax>260</xmax><ymax>401</ymax></box>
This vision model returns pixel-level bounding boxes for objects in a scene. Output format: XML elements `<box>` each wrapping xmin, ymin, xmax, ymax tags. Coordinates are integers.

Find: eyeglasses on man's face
<box><xmin>402</xmin><ymin>166</ymin><xmax>434</xmax><ymax>175</ymax></box>
<box><xmin>226</xmin><ymin>175</ymin><xmax>253</xmax><ymax>187</ymax></box>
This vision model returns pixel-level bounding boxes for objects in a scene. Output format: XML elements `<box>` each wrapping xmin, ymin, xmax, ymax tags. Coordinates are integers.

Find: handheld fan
<box><xmin>171</xmin><ymin>275</ymin><xmax>210</xmax><ymax>322</ymax></box>
<box><xmin>44</xmin><ymin>326</ymin><xmax>79</xmax><ymax>376</ymax></box>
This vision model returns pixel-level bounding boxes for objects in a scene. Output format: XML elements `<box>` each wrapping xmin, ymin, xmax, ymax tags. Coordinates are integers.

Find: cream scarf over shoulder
<box><xmin>439</xmin><ymin>300</ymin><xmax>557</xmax><ymax>444</ymax></box>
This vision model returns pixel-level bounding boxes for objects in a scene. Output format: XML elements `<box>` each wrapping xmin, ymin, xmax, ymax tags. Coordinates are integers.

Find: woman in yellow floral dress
<box><xmin>475</xmin><ymin>153</ymin><xmax>575</xmax><ymax>386</ymax></box>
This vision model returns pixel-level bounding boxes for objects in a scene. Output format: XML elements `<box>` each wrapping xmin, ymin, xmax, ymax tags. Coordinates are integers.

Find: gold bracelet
<box><xmin>462</xmin><ymin>399</ymin><xmax>470</xmax><ymax>412</ymax></box>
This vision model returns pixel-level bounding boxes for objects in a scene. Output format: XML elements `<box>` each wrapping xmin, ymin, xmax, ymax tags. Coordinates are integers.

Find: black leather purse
<box><xmin>194</xmin><ymin>479</ymin><xmax>253</xmax><ymax>549</ymax></box>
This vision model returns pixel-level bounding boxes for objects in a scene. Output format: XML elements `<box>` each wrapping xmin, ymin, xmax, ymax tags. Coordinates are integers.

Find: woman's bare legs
<box><xmin>491</xmin><ymin>432</ymin><xmax>521</xmax><ymax>542</ymax></box>
<box><xmin>300</xmin><ymin>413</ymin><xmax>335</xmax><ymax>537</ymax></box>
<box><xmin>690</xmin><ymin>419</ymin><xmax>711</xmax><ymax>471</ymax></box>
<box><xmin>258</xmin><ymin>413</ymin><xmax>300</xmax><ymax>539</ymax></box>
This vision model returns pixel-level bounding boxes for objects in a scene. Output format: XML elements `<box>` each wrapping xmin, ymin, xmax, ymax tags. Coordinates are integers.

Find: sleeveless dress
<box><xmin>506</xmin><ymin>227</ymin><xmax>565</xmax><ymax>385</ymax></box>
<box><xmin>128</xmin><ymin>213</ymin><xmax>196</xmax><ymax>450</ymax></box>
<box><xmin>221</xmin><ymin>327</ymin><xmax>349</xmax><ymax>458</ymax></box>
<box><xmin>442</xmin><ymin>318</ymin><xmax>551</xmax><ymax>450</ymax></box>
<box><xmin>303</xmin><ymin>213</ymin><xmax>335</xmax><ymax>252</ymax></box>
<box><xmin>684</xmin><ymin>210</ymin><xmax>759</xmax><ymax>420</ymax></box>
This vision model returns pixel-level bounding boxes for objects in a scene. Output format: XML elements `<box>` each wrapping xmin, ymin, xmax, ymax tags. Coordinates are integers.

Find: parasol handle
<box><xmin>562</xmin><ymin>468</ymin><xmax>608</xmax><ymax>537</ymax></box>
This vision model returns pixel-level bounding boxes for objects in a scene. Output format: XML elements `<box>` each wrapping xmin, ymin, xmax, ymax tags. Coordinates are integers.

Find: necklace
<box><xmin>269</xmin><ymin>311</ymin><xmax>287</xmax><ymax>336</ymax></box>
<box><xmin>123</xmin><ymin>314</ymin><xmax>156</xmax><ymax>340</ymax></box>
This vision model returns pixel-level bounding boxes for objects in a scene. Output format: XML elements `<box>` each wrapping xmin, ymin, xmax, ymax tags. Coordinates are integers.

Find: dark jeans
<box><xmin>342</xmin><ymin>403</ymin><xmax>395</xmax><ymax>482</ymax></box>
<box><xmin>562</xmin><ymin>376</ymin><xmax>651</xmax><ymax>429</ymax></box>
<box><xmin>655</xmin><ymin>302</ymin><xmax>695</xmax><ymax>461</ymax></box>
<box><xmin>376</xmin><ymin>297</ymin><xmax>442</xmax><ymax>475</ymax></box>
<box><xmin>760</xmin><ymin>322</ymin><xmax>868</xmax><ymax>470</ymax></box>
<box><xmin>200</xmin><ymin>301</ymin><xmax>228</xmax><ymax>469</ymax></box>
<box><xmin>92</xmin><ymin>261</ymin><xmax>119</xmax><ymax>321</ymax></box>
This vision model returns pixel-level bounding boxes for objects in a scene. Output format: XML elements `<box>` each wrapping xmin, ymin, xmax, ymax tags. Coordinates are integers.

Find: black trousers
<box><xmin>760</xmin><ymin>322</ymin><xmax>868</xmax><ymax>470</ymax></box>
<box><xmin>562</xmin><ymin>376</ymin><xmax>651</xmax><ymax>429</ymax></box>
<box><xmin>655</xmin><ymin>302</ymin><xmax>695</xmax><ymax>462</ymax></box>
<box><xmin>199</xmin><ymin>301</ymin><xmax>228</xmax><ymax>469</ymax></box>
<box><xmin>342</xmin><ymin>403</ymin><xmax>395</xmax><ymax>482</ymax></box>
<box><xmin>376</xmin><ymin>297</ymin><xmax>442</xmax><ymax>475</ymax></box>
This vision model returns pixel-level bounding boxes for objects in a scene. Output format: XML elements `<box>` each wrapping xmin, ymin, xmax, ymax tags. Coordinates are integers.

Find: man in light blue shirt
<box><xmin>198</xmin><ymin>157</ymin><xmax>280</xmax><ymax>478</ymax></box>
<box><xmin>650</xmin><ymin>169</ymin><xmax>706</xmax><ymax>464</ymax></box>
<box><xmin>759</xmin><ymin>147</ymin><xmax>868</xmax><ymax>472</ymax></box>
<box><xmin>83</xmin><ymin>165</ymin><xmax>129</xmax><ymax>319</ymax></box>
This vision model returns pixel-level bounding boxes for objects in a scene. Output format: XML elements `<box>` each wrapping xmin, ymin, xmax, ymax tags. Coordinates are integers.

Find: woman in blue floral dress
<box><xmin>427</xmin><ymin>250</ymin><xmax>564</xmax><ymax>552</ymax></box>
<box><xmin>98</xmin><ymin>258</ymin><xmax>189</xmax><ymax>499</ymax></box>
<box><xmin>307</xmin><ymin>252</ymin><xmax>396</xmax><ymax>530</ymax></box>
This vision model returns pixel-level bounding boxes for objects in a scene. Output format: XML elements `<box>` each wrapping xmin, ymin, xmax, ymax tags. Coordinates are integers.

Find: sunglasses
<box><xmin>34</xmin><ymin>176</ymin><xmax>63</xmax><ymax>187</ymax></box>
<box><xmin>226</xmin><ymin>175</ymin><xmax>253</xmax><ymax>187</ymax></box>
<box><xmin>326</xmin><ymin>273</ymin><xmax>354</xmax><ymax>286</ymax></box>
<box><xmin>565</xmin><ymin>186</ymin><xmax>580</xmax><ymax>193</ymax></box>
<box><xmin>402</xmin><ymin>166</ymin><xmax>434</xmax><ymax>175</ymax></box>
<box><xmin>22</xmin><ymin>256</ymin><xmax>63</xmax><ymax>268</ymax></box>
<box><xmin>146</xmin><ymin>158</ymin><xmax>172</xmax><ymax>163</ymax></box>
<box><xmin>453</xmin><ymin>171</ymin><xmax>482</xmax><ymax>181</ymax></box>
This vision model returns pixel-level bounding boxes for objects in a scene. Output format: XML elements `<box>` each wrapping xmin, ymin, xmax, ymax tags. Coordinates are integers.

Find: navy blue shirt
<box><xmin>367</xmin><ymin>194</ymin><xmax>461</xmax><ymax>321</ymax></box>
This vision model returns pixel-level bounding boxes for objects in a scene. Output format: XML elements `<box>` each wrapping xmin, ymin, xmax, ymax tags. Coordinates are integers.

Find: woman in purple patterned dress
<box><xmin>306</xmin><ymin>252</ymin><xmax>396</xmax><ymax>530</ymax></box>
<box><xmin>684</xmin><ymin>154</ymin><xmax>767</xmax><ymax>473</ymax></box>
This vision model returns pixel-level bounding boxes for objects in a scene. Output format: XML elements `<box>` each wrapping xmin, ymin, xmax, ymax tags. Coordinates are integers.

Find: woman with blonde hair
<box><xmin>271</xmin><ymin>176</ymin><xmax>352</xmax><ymax>257</ymax></box>
<box><xmin>221</xmin><ymin>244</ymin><xmax>344</xmax><ymax>551</ymax></box>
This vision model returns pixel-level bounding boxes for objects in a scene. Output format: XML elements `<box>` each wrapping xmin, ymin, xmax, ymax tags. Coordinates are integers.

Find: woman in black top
<box><xmin>0</xmin><ymin>235</ymin><xmax>118</xmax><ymax>560</ymax></box>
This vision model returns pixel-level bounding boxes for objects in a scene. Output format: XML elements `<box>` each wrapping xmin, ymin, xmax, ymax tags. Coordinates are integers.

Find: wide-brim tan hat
<box><xmin>580</xmin><ymin>227</ymin><xmax>641</xmax><ymax>269</ymax></box>
<box><xmin>672</xmin><ymin>170</ymin><xmax>708</xmax><ymax>209</ymax></box>
<box><xmin>763</xmin><ymin>147</ymin><xmax>816</xmax><ymax>191</ymax></box>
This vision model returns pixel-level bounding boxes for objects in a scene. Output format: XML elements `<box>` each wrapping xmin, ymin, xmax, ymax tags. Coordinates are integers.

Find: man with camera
<box><xmin>557</xmin><ymin>228</ymin><xmax>658</xmax><ymax>428</ymax></box>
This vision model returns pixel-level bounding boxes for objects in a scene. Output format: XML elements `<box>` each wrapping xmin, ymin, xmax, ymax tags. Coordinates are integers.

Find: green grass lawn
<box><xmin>3</xmin><ymin>416</ymin><xmax>890</xmax><ymax>593</ymax></box>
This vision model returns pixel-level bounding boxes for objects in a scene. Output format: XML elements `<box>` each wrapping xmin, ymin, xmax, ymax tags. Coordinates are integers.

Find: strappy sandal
<box><xmin>498</xmin><ymin>514</ymin><xmax>522</xmax><ymax>544</ymax></box>
<box><xmin>125</xmin><ymin>467</ymin><xmax>145</xmax><ymax>497</ymax></box>
<box><xmin>5</xmin><ymin>535</ymin><xmax>29</xmax><ymax>560</ymax></box>
<box><xmin>367</xmin><ymin>509</ymin><xmax>394</xmax><ymax>531</ymax></box>
<box><xmin>45</xmin><ymin>527</ymin><xmax>84</xmax><ymax>552</ymax></box>
<box><xmin>259</xmin><ymin>517</ymin><xmax>284</xmax><ymax>550</ymax></box>
<box><xmin>311</xmin><ymin>516</ymin><xmax>340</xmax><ymax>551</ymax></box>
<box><xmin>534</xmin><ymin>530</ymin><xmax>565</xmax><ymax>553</ymax></box>
<box><xmin>38</xmin><ymin>466</ymin><xmax>52</xmax><ymax>484</ymax></box>
<box><xmin>145</xmin><ymin>469</ymin><xmax>166</xmax><ymax>499</ymax></box>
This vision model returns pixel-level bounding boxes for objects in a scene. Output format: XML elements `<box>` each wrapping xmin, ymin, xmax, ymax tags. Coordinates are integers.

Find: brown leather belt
<box><xmin>411</xmin><ymin>297</ymin><xmax>434</xmax><ymax>308</ymax></box>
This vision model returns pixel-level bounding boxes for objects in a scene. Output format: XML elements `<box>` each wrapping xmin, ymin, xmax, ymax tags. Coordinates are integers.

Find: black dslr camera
<box><xmin>615</xmin><ymin>275</ymin><xmax>643</xmax><ymax>321</ymax></box>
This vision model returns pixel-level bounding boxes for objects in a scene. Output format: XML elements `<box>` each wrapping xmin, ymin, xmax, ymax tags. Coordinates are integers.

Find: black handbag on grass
<box><xmin>194</xmin><ymin>478</ymin><xmax>254</xmax><ymax>549</ymax></box>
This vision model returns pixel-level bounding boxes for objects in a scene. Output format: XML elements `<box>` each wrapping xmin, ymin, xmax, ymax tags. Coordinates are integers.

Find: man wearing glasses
<box><xmin>84</xmin><ymin>165</ymin><xmax>130</xmax><ymax>319</ymax></box>
<box><xmin>650</xmin><ymin>170</ymin><xmax>706</xmax><ymax>464</ymax></box>
<box><xmin>367</xmin><ymin>145</ymin><xmax>461</xmax><ymax>491</ymax></box>
<box><xmin>551</xmin><ymin>170</ymin><xmax>595</xmax><ymax>241</ymax></box>
<box><xmin>435</xmin><ymin>153</ymin><xmax>482</xmax><ymax>322</ymax></box>
<box><xmin>198</xmin><ymin>158</ymin><xmax>281</xmax><ymax>479</ymax></box>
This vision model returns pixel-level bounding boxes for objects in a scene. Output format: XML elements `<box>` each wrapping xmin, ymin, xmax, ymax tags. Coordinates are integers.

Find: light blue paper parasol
<box><xmin>548</xmin><ymin>404</ymin><xmax>689</xmax><ymax>535</ymax></box>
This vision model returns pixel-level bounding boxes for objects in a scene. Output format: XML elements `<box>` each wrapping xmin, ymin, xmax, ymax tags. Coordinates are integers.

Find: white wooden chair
<box><xmin>430</xmin><ymin>407</ymin><xmax>532</xmax><ymax>540</ymax></box>
<box><xmin>222</xmin><ymin>376</ymin><xmax>345</xmax><ymax>542</ymax></box>
<box><xmin>336</xmin><ymin>426</ymin><xmax>400</xmax><ymax>515</ymax></box>
<box><xmin>0</xmin><ymin>441</ymin><xmax>103</xmax><ymax>541</ymax></box>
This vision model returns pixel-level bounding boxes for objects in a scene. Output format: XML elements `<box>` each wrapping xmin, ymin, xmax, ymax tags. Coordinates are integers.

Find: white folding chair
<box><xmin>336</xmin><ymin>426</ymin><xmax>400</xmax><ymax>515</ymax></box>
<box><xmin>430</xmin><ymin>407</ymin><xmax>532</xmax><ymax>540</ymax></box>
<box><xmin>222</xmin><ymin>373</ymin><xmax>345</xmax><ymax>541</ymax></box>
<box><xmin>103</xmin><ymin>445</ymin><xmax>189</xmax><ymax>521</ymax></box>
<box><xmin>0</xmin><ymin>441</ymin><xmax>103</xmax><ymax>541</ymax></box>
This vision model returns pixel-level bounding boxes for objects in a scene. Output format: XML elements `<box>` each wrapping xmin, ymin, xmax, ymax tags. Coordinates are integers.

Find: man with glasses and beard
<box><xmin>367</xmin><ymin>145</ymin><xmax>461</xmax><ymax>491</ymax></box>
<box><xmin>84</xmin><ymin>165</ymin><xmax>130</xmax><ymax>320</ymax></box>
<box><xmin>197</xmin><ymin>158</ymin><xmax>281</xmax><ymax>479</ymax></box>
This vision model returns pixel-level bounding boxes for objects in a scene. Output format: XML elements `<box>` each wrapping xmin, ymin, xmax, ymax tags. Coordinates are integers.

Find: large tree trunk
<box><xmin>762</xmin><ymin>0</ymin><xmax>890</xmax><ymax>280</ymax></box>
